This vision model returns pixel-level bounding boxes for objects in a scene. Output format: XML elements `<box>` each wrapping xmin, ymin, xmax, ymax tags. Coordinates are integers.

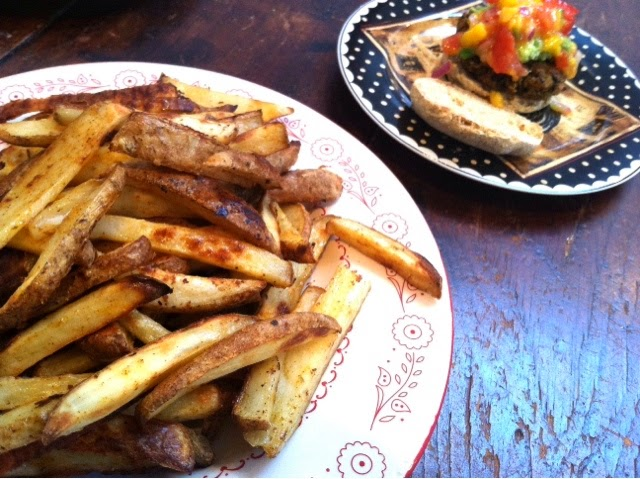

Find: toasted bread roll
<box><xmin>410</xmin><ymin>77</ymin><xmax>544</xmax><ymax>157</ymax></box>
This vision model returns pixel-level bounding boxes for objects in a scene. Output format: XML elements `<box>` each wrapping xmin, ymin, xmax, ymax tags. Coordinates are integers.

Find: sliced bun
<box><xmin>446</xmin><ymin>62</ymin><xmax>549</xmax><ymax>114</ymax></box>
<box><xmin>410</xmin><ymin>77</ymin><xmax>544</xmax><ymax>157</ymax></box>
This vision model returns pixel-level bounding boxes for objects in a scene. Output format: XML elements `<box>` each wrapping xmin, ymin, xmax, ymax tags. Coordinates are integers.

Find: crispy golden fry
<box><xmin>162</xmin><ymin>75</ymin><xmax>293</xmax><ymax>123</ymax></box>
<box><xmin>0</xmin><ymin>149</ymin><xmax>41</xmax><ymax>200</ymax></box>
<box><xmin>0</xmin><ymin>375</ymin><xmax>89</xmax><ymax>411</ymax></box>
<box><xmin>119</xmin><ymin>310</ymin><xmax>170</xmax><ymax>344</ymax></box>
<box><xmin>91</xmin><ymin>215</ymin><xmax>294</xmax><ymax>287</ymax></box>
<box><xmin>0</xmin><ymin>167</ymin><xmax>127</xmax><ymax>331</ymax></box>
<box><xmin>169</xmin><ymin>110</ymin><xmax>263</xmax><ymax>144</ymax></box>
<box><xmin>124</xmin><ymin>166</ymin><xmax>277</xmax><ymax>252</ymax></box>
<box><xmin>154</xmin><ymin>383</ymin><xmax>229</xmax><ymax>422</ymax></box>
<box><xmin>77</xmin><ymin>322</ymin><xmax>135</xmax><ymax>362</ymax></box>
<box><xmin>39</xmin><ymin>236</ymin><xmax>154</xmax><ymax>315</ymax></box>
<box><xmin>0</xmin><ymin>81</ymin><xmax>202</xmax><ymax>123</ymax></box>
<box><xmin>245</xmin><ymin>265</ymin><xmax>370</xmax><ymax>456</ymax></box>
<box><xmin>264</xmin><ymin>141</ymin><xmax>300</xmax><ymax>173</ymax></box>
<box><xmin>0</xmin><ymin>399</ymin><xmax>58</xmax><ymax>454</ymax></box>
<box><xmin>0</xmin><ymin>276</ymin><xmax>170</xmax><ymax>376</ymax></box>
<box><xmin>31</xmin><ymin>348</ymin><xmax>100</xmax><ymax>377</ymax></box>
<box><xmin>136</xmin><ymin>312</ymin><xmax>340</xmax><ymax>422</ymax></box>
<box><xmin>27</xmin><ymin>179</ymin><xmax>100</xmax><ymax>239</ymax></box>
<box><xmin>0</xmin><ymin>102</ymin><xmax>130</xmax><ymax>250</ymax></box>
<box><xmin>71</xmin><ymin>146</ymin><xmax>140</xmax><ymax>185</ymax></box>
<box><xmin>0</xmin><ymin>146</ymin><xmax>43</xmax><ymax>178</ymax></box>
<box><xmin>42</xmin><ymin>314</ymin><xmax>255</xmax><ymax>442</ymax></box>
<box><xmin>110</xmin><ymin>185</ymin><xmax>195</xmax><ymax>219</ymax></box>
<box><xmin>326</xmin><ymin>215</ymin><xmax>443</xmax><ymax>298</ymax></box>
<box><xmin>268</xmin><ymin>168</ymin><xmax>344</xmax><ymax>205</ymax></box>
<box><xmin>0</xmin><ymin>116</ymin><xmax>65</xmax><ymax>147</ymax></box>
<box><xmin>140</xmin><ymin>267</ymin><xmax>266</xmax><ymax>314</ymax></box>
<box><xmin>0</xmin><ymin>249</ymin><xmax>36</xmax><ymax>305</ymax></box>
<box><xmin>229</xmin><ymin>122</ymin><xmax>290</xmax><ymax>156</ymax></box>
<box><xmin>202</xmin><ymin>149</ymin><xmax>281</xmax><ymax>189</ymax></box>
<box><xmin>4</xmin><ymin>415</ymin><xmax>210</xmax><ymax>476</ymax></box>
<box><xmin>259</xmin><ymin>194</ymin><xmax>281</xmax><ymax>253</ymax></box>
<box><xmin>271</xmin><ymin>202</ymin><xmax>314</xmax><ymax>263</ymax></box>
<box><xmin>234</xmin><ymin>285</ymin><xmax>325</xmax><ymax>431</ymax></box>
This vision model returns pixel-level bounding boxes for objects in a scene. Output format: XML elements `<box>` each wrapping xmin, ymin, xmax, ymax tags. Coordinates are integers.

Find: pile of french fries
<box><xmin>0</xmin><ymin>74</ymin><xmax>443</xmax><ymax>476</ymax></box>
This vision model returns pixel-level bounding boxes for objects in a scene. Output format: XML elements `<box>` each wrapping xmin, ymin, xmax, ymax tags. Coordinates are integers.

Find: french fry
<box><xmin>271</xmin><ymin>202</ymin><xmax>314</xmax><ymax>263</ymax></box>
<box><xmin>229</xmin><ymin>122</ymin><xmax>290</xmax><ymax>156</ymax></box>
<box><xmin>4</xmin><ymin>415</ymin><xmax>211</xmax><ymax>476</ymax></box>
<box><xmin>42</xmin><ymin>314</ymin><xmax>255</xmax><ymax>442</ymax></box>
<box><xmin>52</xmin><ymin>105</ymin><xmax>83</xmax><ymax>125</ymax></box>
<box><xmin>0</xmin><ymin>149</ymin><xmax>41</xmax><ymax>200</ymax></box>
<box><xmin>0</xmin><ymin>167</ymin><xmax>127</xmax><ymax>331</ymax></box>
<box><xmin>0</xmin><ymin>81</ymin><xmax>202</xmax><ymax>123</ymax></box>
<box><xmin>0</xmin><ymin>116</ymin><xmax>65</xmax><ymax>147</ymax></box>
<box><xmin>140</xmin><ymin>267</ymin><xmax>266</xmax><ymax>314</ymax></box>
<box><xmin>202</xmin><ymin>149</ymin><xmax>281</xmax><ymax>189</ymax></box>
<box><xmin>154</xmin><ymin>383</ymin><xmax>230</xmax><ymax>423</ymax></box>
<box><xmin>0</xmin><ymin>102</ymin><xmax>130</xmax><ymax>250</ymax></box>
<box><xmin>0</xmin><ymin>276</ymin><xmax>171</xmax><ymax>376</ymax></box>
<box><xmin>0</xmin><ymin>399</ymin><xmax>59</xmax><ymax>454</ymax></box>
<box><xmin>162</xmin><ymin>75</ymin><xmax>294</xmax><ymax>123</ymax></box>
<box><xmin>31</xmin><ymin>348</ymin><xmax>101</xmax><ymax>377</ymax></box>
<box><xmin>124</xmin><ymin>166</ymin><xmax>277</xmax><ymax>252</ymax></box>
<box><xmin>119</xmin><ymin>310</ymin><xmax>170</xmax><ymax>344</ymax></box>
<box><xmin>71</xmin><ymin>146</ymin><xmax>140</xmax><ymax>185</ymax></box>
<box><xmin>0</xmin><ymin>146</ymin><xmax>43</xmax><ymax>178</ymax></box>
<box><xmin>268</xmin><ymin>168</ymin><xmax>344</xmax><ymax>205</ymax></box>
<box><xmin>234</xmin><ymin>285</ymin><xmax>325</xmax><ymax>431</ymax></box>
<box><xmin>136</xmin><ymin>312</ymin><xmax>341</xmax><ymax>422</ymax></box>
<box><xmin>0</xmin><ymin>376</ymin><xmax>89</xmax><ymax>411</ymax></box>
<box><xmin>77</xmin><ymin>322</ymin><xmax>135</xmax><ymax>362</ymax></box>
<box><xmin>38</xmin><ymin>236</ymin><xmax>154</xmax><ymax>315</ymax></box>
<box><xmin>169</xmin><ymin>110</ymin><xmax>263</xmax><ymax>144</ymax></box>
<box><xmin>91</xmin><ymin>215</ymin><xmax>294</xmax><ymax>287</ymax></box>
<box><xmin>245</xmin><ymin>265</ymin><xmax>370</xmax><ymax>456</ymax></box>
<box><xmin>109</xmin><ymin>185</ymin><xmax>195</xmax><ymax>219</ymax></box>
<box><xmin>264</xmin><ymin>141</ymin><xmax>300</xmax><ymax>173</ymax></box>
<box><xmin>0</xmin><ymin>249</ymin><xmax>36</xmax><ymax>305</ymax></box>
<box><xmin>326</xmin><ymin>215</ymin><xmax>443</xmax><ymax>298</ymax></box>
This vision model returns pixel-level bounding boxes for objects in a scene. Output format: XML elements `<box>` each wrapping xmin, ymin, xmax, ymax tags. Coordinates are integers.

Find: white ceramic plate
<box><xmin>0</xmin><ymin>62</ymin><xmax>453</xmax><ymax>477</ymax></box>
<box><xmin>338</xmin><ymin>0</ymin><xmax>640</xmax><ymax>195</ymax></box>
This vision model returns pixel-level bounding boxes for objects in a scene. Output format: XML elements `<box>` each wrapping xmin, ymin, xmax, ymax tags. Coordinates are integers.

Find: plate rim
<box><xmin>337</xmin><ymin>0</ymin><xmax>640</xmax><ymax>196</ymax></box>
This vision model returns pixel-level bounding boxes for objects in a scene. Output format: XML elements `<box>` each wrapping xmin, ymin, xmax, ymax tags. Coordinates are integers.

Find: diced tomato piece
<box><xmin>442</xmin><ymin>34</ymin><xmax>462</xmax><ymax>56</ymax></box>
<box><xmin>488</xmin><ymin>24</ymin><xmax>528</xmax><ymax>79</ymax></box>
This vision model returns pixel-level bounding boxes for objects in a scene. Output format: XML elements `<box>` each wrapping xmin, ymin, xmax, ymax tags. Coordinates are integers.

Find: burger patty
<box><xmin>456</xmin><ymin>56</ymin><xmax>567</xmax><ymax>101</ymax></box>
<box><xmin>454</xmin><ymin>11</ymin><xmax>567</xmax><ymax>102</ymax></box>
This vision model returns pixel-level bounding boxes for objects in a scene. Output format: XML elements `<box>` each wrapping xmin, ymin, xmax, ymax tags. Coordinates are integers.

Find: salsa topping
<box><xmin>442</xmin><ymin>0</ymin><xmax>580</xmax><ymax>80</ymax></box>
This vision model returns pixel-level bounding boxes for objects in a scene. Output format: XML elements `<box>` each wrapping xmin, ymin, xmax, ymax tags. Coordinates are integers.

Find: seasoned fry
<box><xmin>0</xmin><ymin>102</ymin><xmax>130</xmax><ymax>250</ymax></box>
<box><xmin>42</xmin><ymin>314</ymin><xmax>255</xmax><ymax>442</ymax></box>
<box><xmin>0</xmin><ymin>276</ymin><xmax>171</xmax><ymax>376</ymax></box>
<box><xmin>39</xmin><ymin>236</ymin><xmax>154</xmax><ymax>315</ymax></box>
<box><xmin>0</xmin><ymin>375</ymin><xmax>89</xmax><ymax>411</ymax></box>
<box><xmin>140</xmin><ymin>267</ymin><xmax>266</xmax><ymax>314</ymax></box>
<box><xmin>77</xmin><ymin>322</ymin><xmax>135</xmax><ymax>362</ymax></box>
<box><xmin>271</xmin><ymin>202</ymin><xmax>314</xmax><ymax>263</ymax></box>
<box><xmin>111</xmin><ymin>185</ymin><xmax>195</xmax><ymax>219</ymax></box>
<box><xmin>91</xmin><ymin>215</ymin><xmax>294</xmax><ymax>287</ymax></box>
<box><xmin>0</xmin><ymin>116</ymin><xmax>65</xmax><ymax>147</ymax></box>
<box><xmin>5</xmin><ymin>415</ymin><xmax>210</xmax><ymax>476</ymax></box>
<box><xmin>326</xmin><ymin>215</ymin><xmax>443</xmax><ymax>298</ymax></box>
<box><xmin>0</xmin><ymin>399</ymin><xmax>59</xmax><ymax>454</ymax></box>
<box><xmin>0</xmin><ymin>167</ymin><xmax>127</xmax><ymax>331</ymax></box>
<box><xmin>162</xmin><ymin>75</ymin><xmax>293</xmax><ymax>122</ymax></box>
<box><xmin>229</xmin><ymin>122</ymin><xmax>290</xmax><ymax>156</ymax></box>
<box><xmin>0</xmin><ymin>149</ymin><xmax>41</xmax><ymax>200</ymax></box>
<box><xmin>31</xmin><ymin>348</ymin><xmax>100</xmax><ymax>377</ymax></box>
<box><xmin>264</xmin><ymin>141</ymin><xmax>300</xmax><ymax>173</ymax></box>
<box><xmin>0</xmin><ymin>81</ymin><xmax>202</xmax><ymax>123</ymax></box>
<box><xmin>0</xmin><ymin>146</ymin><xmax>43</xmax><ymax>178</ymax></box>
<box><xmin>0</xmin><ymin>249</ymin><xmax>36</xmax><ymax>305</ymax></box>
<box><xmin>136</xmin><ymin>312</ymin><xmax>340</xmax><ymax>421</ymax></box>
<box><xmin>154</xmin><ymin>383</ymin><xmax>230</xmax><ymax>423</ymax></box>
<box><xmin>71</xmin><ymin>146</ymin><xmax>140</xmax><ymax>185</ymax></box>
<box><xmin>268</xmin><ymin>168</ymin><xmax>344</xmax><ymax>205</ymax></box>
<box><xmin>169</xmin><ymin>110</ymin><xmax>263</xmax><ymax>143</ymax></box>
<box><xmin>119</xmin><ymin>310</ymin><xmax>170</xmax><ymax>344</ymax></box>
<box><xmin>124</xmin><ymin>166</ymin><xmax>277</xmax><ymax>252</ymax></box>
<box><xmin>202</xmin><ymin>149</ymin><xmax>281</xmax><ymax>189</ymax></box>
<box><xmin>245</xmin><ymin>265</ymin><xmax>370</xmax><ymax>456</ymax></box>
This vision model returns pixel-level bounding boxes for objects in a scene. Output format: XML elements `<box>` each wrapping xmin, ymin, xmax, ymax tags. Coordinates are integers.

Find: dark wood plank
<box><xmin>0</xmin><ymin>1</ymin><xmax>637</xmax><ymax>477</ymax></box>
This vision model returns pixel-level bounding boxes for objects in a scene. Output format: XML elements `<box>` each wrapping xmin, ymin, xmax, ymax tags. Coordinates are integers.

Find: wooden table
<box><xmin>0</xmin><ymin>0</ymin><xmax>638</xmax><ymax>476</ymax></box>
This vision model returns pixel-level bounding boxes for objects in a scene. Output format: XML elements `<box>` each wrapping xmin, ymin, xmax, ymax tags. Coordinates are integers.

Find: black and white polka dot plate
<box><xmin>338</xmin><ymin>0</ymin><xmax>640</xmax><ymax>195</ymax></box>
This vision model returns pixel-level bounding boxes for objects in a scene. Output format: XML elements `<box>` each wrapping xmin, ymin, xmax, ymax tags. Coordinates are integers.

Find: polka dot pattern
<box><xmin>339</xmin><ymin>0</ymin><xmax>640</xmax><ymax>195</ymax></box>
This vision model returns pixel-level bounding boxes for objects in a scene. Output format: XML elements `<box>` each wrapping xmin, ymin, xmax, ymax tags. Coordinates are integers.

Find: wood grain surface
<box><xmin>0</xmin><ymin>0</ymin><xmax>637</xmax><ymax>476</ymax></box>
